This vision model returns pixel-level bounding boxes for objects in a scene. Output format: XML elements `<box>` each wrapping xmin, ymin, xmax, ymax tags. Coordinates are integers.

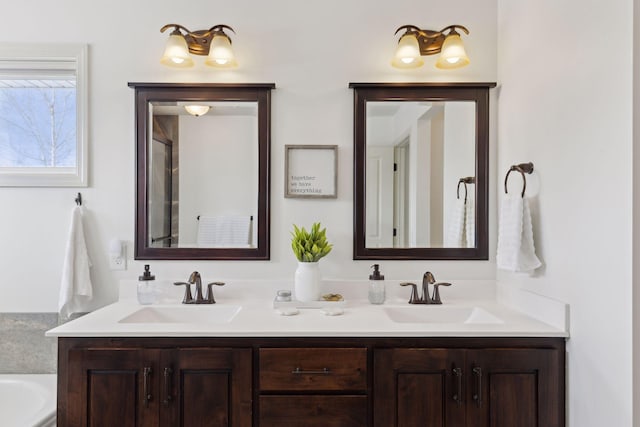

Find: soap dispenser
<box><xmin>137</xmin><ymin>264</ymin><xmax>156</xmax><ymax>305</ymax></box>
<box><xmin>368</xmin><ymin>264</ymin><xmax>385</xmax><ymax>304</ymax></box>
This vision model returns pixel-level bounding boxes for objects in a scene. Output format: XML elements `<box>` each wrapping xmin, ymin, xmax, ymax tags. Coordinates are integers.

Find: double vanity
<box><xmin>46</xmin><ymin>81</ymin><xmax>568</xmax><ymax>426</ymax></box>
<box><xmin>48</xmin><ymin>280</ymin><xmax>567</xmax><ymax>426</ymax></box>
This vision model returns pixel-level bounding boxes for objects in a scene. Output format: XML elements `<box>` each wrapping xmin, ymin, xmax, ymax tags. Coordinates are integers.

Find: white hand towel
<box><xmin>465</xmin><ymin>195</ymin><xmax>475</xmax><ymax>248</ymax></box>
<box><xmin>445</xmin><ymin>198</ymin><xmax>466</xmax><ymax>247</ymax></box>
<box><xmin>496</xmin><ymin>195</ymin><xmax>541</xmax><ymax>272</ymax></box>
<box><xmin>197</xmin><ymin>215</ymin><xmax>251</xmax><ymax>247</ymax></box>
<box><xmin>58</xmin><ymin>206</ymin><xmax>93</xmax><ymax>319</ymax></box>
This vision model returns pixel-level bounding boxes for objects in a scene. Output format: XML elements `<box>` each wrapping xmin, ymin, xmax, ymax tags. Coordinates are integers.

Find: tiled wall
<box><xmin>0</xmin><ymin>313</ymin><xmax>58</xmax><ymax>373</ymax></box>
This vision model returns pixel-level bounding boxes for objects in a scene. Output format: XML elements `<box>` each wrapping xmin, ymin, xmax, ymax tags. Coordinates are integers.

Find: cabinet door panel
<box><xmin>68</xmin><ymin>348</ymin><xmax>160</xmax><ymax>427</ymax></box>
<box><xmin>374</xmin><ymin>348</ymin><xmax>466</xmax><ymax>427</ymax></box>
<box><xmin>260</xmin><ymin>395</ymin><xmax>367</xmax><ymax>427</ymax></box>
<box><xmin>162</xmin><ymin>348</ymin><xmax>252</xmax><ymax>427</ymax></box>
<box><xmin>467</xmin><ymin>349</ymin><xmax>563</xmax><ymax>427</ymax></box>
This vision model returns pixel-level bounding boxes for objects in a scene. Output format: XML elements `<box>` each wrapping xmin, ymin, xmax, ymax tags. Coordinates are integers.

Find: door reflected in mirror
<box><xmin>365</xmin><ymin>101</ymin><xmax>476</xmax><ymax>249</ymax></box>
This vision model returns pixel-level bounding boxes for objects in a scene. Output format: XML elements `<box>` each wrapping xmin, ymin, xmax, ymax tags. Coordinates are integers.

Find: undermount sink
<box><xmin>384</xmin><ymin>306</ymin><xmax>504</xmax><ymax>324</ymax></box>
<box><xmin>118</xmin><ymin>305</ymin><xmax>241</xmax><ymax>324</ymax></box>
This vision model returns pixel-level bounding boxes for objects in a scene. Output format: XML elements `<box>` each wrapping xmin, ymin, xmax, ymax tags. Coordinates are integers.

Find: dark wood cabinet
<box><xmin>374</xmin><ymin>348</ymin><xmax>466</xmax><ymax>427</ymax></box>
<box><xmin>258</xmin><ymin>347</ymin><xmax>368</xmax><ymax>426</ymax></box>
<box><xmin>374</xmin><ymin>346</ymin><xmax>564</xmax><ymax>427</ymax></box>
<box><xmin>60</xmin><ymin>343</ymin><xmax>251</xmax><ymax>427</ymax></box>
<box><xmin>57</xmin><ymin>336</ymin><xmax>564</xmax><ymax>427</ymax></box>
<box><xmin>465</xmin><ymin>349</ymin><xmax>563</xmax><ymax>427</ymax></box>
<box><xmin>161</xmin><ymin>348</ymin><xmax>252</xmax><ymax>427</ymax></box>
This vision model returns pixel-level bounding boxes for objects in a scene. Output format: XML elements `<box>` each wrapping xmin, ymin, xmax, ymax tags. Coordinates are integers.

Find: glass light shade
<box><xmin>205</xmin><ymin>34</ymin><xmax>238</xmax><ymax>68</ymax></box>
<box><xmin>184</xmin><ymin>105</ymin><xmax>210</xmax><ymax>117</ymax></box>
<box><xmin>435</xmin><ymin>33</ymin><xmax>470</xmax><ymax>69</ymax></box>
<box><xmin>391</xmin><ymin>34</ymin><xmax>424</xmax><ymax>69</ymax></box>
<box><xmin>160</xmin><ymin>34</ymin><xmax>194</xmax><ymax>68</ymax></box>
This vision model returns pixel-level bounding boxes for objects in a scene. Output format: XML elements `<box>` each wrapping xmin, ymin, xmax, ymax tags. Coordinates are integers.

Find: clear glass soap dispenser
<box><xmin>368</xmin><ymin>264</ymin><xmax>385</xmax><ymax>304</ymax></box>
<box><xmin>137</xmin><ymin>264</ymin><xmax>156</xmax><ymax>305</ymax></box>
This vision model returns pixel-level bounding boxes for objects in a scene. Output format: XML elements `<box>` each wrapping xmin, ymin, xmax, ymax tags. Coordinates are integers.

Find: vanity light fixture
<box><xmin>184</xmin><ymin>105</ymin><xmax>210</xmax><ymax>117</ymax></box>
<box><xmin>392</xmin><ymin>24</ymin><xmax>470</xmax><ymax>69</ymax></box>
<box><xmin>160</xmin><ymin>24</ymin><xmax>238</xmax><ymax>69</ymax></box>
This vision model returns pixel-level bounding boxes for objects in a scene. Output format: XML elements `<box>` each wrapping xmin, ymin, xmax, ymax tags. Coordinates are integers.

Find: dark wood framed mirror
<box><xmin>129</xmin><ymin>82</ymin><xmax>274</xmax><ymax>260</ymax></box>
<box><xmin>350</xmin><ymin>82</ymin><xmax>496</xmax><ymax>260</ymax></box>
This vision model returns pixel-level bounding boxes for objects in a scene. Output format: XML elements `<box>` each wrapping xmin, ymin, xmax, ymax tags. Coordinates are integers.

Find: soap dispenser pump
<box><xmin>368</xmin><ymin>264</ymin><xmax>385</xmax><ymax>304</ymax></box>
<box><xmin>137</xmin><ymin>264</ymin><xmax>156</xmax><ymax>305</ymax></box>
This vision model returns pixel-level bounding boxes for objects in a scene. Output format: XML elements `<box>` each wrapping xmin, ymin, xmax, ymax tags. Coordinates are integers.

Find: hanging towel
<box><xmin>197</xmin><ymin>215</ymin><xmax>252</xmax><ymax>247</ymax></box>
<box><xmin>465</xmin><ymin>195</ymin><xmax>475</xmax><ymax>248</ymax></box>
<box><xmin>58</xmin><ymin>206</ymin><xmax>93</xmax><ymax>320</ymax></box>
<box><xmin>445</xmin><ymin>198</ymin><xmax>466</xmax><ymax>247</ymax></box>
<box><xmin>496</xmin><ymin>195</ymin><xmax>541</xmax><ymax>272</ymax></box>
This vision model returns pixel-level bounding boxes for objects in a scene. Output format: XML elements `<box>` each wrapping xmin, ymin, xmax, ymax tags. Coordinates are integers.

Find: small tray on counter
<box><xmin>273</xmin><ymin>299</ymin><xmax>346</xmax><ymax>310</ymax></box>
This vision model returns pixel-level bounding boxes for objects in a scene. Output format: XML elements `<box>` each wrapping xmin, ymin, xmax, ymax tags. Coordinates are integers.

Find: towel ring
<box><xmin>456</xmin><ymin>177</ymin><xmax>476</xmax><ymax>203</ymax></box>
<box><xmin>504</xmin><ymin>162</ymin><xmax>534</xmax><ymax>198</ymax></box>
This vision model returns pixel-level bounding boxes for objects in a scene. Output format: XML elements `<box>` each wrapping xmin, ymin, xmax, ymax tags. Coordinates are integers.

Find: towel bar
<box><xmin>197</xmin><ymin>215</ymin><xmax>254</xmax><ymax>221</ymax></box>
<box><xmin>504</xmin><ymin>162</ymin><xmax>534</xmax><ymax>198</ymax></box>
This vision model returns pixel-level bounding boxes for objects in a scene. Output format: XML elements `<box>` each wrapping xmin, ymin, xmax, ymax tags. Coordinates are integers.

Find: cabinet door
<box><xmin>374</xmin><ymin>348</ymin><xmax>466</xmax><ymax>427</ymax></box>
<box><xmin>466</xmin><ymin>349</ymin><xmax>564</xmax><ymax>427</ymax></box>
<box><xmin>161</xmin><ymin>348</ymin><xmax>252</xmax><ymax>427</ymax></box>
<box><xmin>67</xmin><ymin>348</ymin><xmax>161</xmax><ymax>427</ymax></box>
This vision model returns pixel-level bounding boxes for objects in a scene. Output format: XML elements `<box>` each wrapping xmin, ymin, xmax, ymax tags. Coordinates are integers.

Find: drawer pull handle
<box><xmin>291</xmin><ymin>367</ymin><xmax>331</xmax><ymax>375</ymax></box>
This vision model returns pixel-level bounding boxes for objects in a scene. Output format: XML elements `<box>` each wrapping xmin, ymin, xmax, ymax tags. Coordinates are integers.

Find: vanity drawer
<box><xmin>259</xmin><ymin>347</ymin><xmax>367</xmax><ymax>391</ymax></box>
<box><xmin>259</xmin><ymin>395</ymin><xmax>367</xmax><ymax>427</ymax></box>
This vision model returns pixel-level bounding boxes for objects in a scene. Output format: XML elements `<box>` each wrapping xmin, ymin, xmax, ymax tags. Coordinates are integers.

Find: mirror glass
<box><xmin>365</xmin><ymin>101</ymin><xmax>476</xmax><ymax>249</ymax></box>
<box><xmin>130</xmin><ymin>83</ymin><xmax>274</xmax><ymax>260</ymax></box>
<box><xmin>351</xmin><ymin>83</ymin><xmax>495</xmax><ymax>260</ymax></box>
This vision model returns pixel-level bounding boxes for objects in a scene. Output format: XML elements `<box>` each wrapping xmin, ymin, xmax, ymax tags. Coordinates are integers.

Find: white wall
<box><xmin>635</xmin><ymin>0</ymin><xmax>640</xmax><ymax>423</ymax></box>
<box><xmin>497</xmin><ymin>1</ymin><xmax>633</xmax><ymax>426</ymax></box>
<box><xmin>0</xmin><ymin>0</ymin><xmax>497</xmax><ymax>312</ymax></box>
<box><xmin>178</xmin><ymin>114</ymin><xmax>257</xmax><ymax>245</ymax></box>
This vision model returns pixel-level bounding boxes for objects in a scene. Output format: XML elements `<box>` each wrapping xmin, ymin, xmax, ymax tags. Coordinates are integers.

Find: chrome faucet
<box><xmin>400</xmin><ymin>271</ymin><xmax>452</xmax><ymax>304</ymax></box>
<box><xmin>174</xmin><ymin>271</ymin><xmax>225</xmax><ymax>304</ymax></box>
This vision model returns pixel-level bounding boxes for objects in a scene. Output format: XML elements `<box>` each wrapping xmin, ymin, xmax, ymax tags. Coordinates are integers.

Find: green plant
<box><xmin>290</xmin><ymin>222</ymin><xmax>333</xmax><ymax>262</ymax></box>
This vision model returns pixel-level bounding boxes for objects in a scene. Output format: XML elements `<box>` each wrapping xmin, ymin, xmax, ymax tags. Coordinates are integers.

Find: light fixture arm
<box><xmin>394</xmin><ymin>24</ymin><xmax>422</xmax><ymax>36</ymax></box>
<box><xmin>439</xmin><ymin>25</ymin><xmax>469</xmax><ymax>36</ymax></box>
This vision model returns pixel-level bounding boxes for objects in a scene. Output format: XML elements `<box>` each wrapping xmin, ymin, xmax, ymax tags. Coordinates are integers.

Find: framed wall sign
<box><xmin>285</xmin><ymin>145</ymin><xmax>337</xmax><ymax>198</ymax></box>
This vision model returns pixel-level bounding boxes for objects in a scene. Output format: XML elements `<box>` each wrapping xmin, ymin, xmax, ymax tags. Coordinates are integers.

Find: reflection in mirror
<box><xmin>149</xmin><ymin>101</ymin><xmax>258</xmax><ymax>248</ymax></box>
<box><xmin>351</xmin><ymin>82</ymin><xmax>495</xmax><ymax>260</ymax></box>
<box><xmin>130</xmin><ymin>83</ymin><xmax>274</xmax><ymax>260</ymax></box>
<box><xmin>365</xmin><ymin>101</ymin><xmax>475</xmax><ymax>249</ymax></box>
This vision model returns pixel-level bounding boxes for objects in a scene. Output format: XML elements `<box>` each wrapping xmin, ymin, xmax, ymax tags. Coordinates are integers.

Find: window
<box><xmin>0</xmin><ymin>44</ymin><xmax>87</xmax><ymax>186</ymax></box>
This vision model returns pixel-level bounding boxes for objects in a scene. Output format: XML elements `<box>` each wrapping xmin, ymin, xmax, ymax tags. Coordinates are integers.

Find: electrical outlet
<box><xmin>109</xmin><ymin>240</ymin><xmax>127</xmax><ymax>270</ymax></box>
<box><xmin>109</xmin><ymin>255</ymin><xmax>126</xmax><ymax>270</ymax></box>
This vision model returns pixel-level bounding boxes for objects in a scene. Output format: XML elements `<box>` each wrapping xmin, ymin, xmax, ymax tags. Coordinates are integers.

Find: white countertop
<box><xmin>46</xmin><ymin>279</ymin><xmax>569</xmax><ymax>338</ymax></box>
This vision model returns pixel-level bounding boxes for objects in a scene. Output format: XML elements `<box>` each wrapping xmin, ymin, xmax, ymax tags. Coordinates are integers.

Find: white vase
<box><xmin>294</xmin><ymin>262</ymin><xmax>321</xmax><ymax>302</ymax></box>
